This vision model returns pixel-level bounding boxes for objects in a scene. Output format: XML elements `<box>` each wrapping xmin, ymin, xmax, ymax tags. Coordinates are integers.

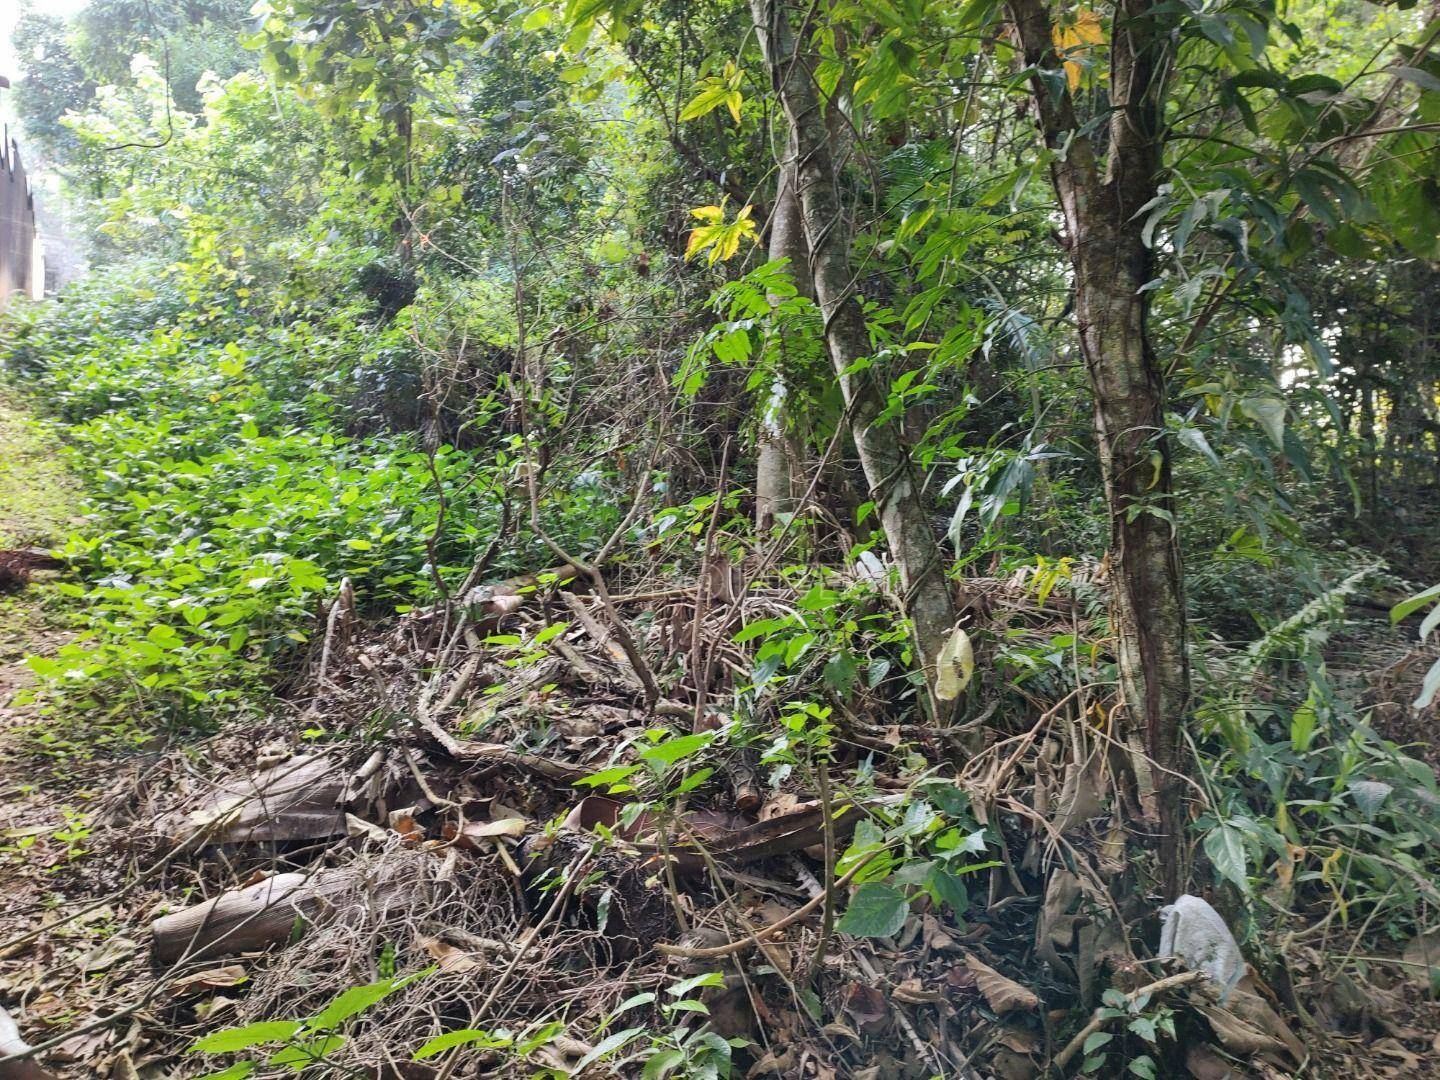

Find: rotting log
<box><xmin>561</xmin><ymin>793</ymin><xmax>896</xmax><ymax>873</ymax></box>
<box><xmin>157</xmin><ymin>754</ymin><xmax>350</xmax><ymax>846</ymax></box>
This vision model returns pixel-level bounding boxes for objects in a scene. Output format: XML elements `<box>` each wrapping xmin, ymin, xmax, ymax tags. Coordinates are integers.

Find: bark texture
<box><xmin>752</xmin><ymin>0</ymin><xmax>957</xmax><ymax>697</ymax></box>
<box><xmin>1008</xmin><ymin>0</ymin><xmax>1191</xmax><ymax>893</ymax></box>
<box><xmin>755</xmin><ymin>149</ymin><xmax>808</xmax><ymax>530</ymax></box>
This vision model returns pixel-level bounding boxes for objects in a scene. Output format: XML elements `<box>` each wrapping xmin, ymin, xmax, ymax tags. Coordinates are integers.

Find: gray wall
<box><xmin>0</xmin><ymin>125</ymin><xmax>37</xmax><ymax>309</ymax></box>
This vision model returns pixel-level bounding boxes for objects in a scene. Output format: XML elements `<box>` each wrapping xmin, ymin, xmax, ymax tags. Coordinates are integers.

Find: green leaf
<box><xmin>198</xmin><ymin>1066</ymin><xmax>256</xmax><ymax>1080</ymax></box>
<box><xmin>1391</xmin><ymin>585</ymin><xmax>1440</xmax><ymax>625</ymax></box>
<box><xmin>1348</xmin><ymin>780</ymin><xmax>1393</xmax><ymax>818</ymax></box>
<box><xmin>679</xmin><ymin>84</ymin><xmax>731</xmax><ymax>122</ymax></box>
<box><xmin>1177</xmin><ymin>426</ymin><xmax>1221</xmax><ymax>468</ymax></box>
<box><xmin>413</xmin><ymin>1029</ymin><xmax>508</xmax><ymax>1060</ymax></box>
<box><xmin>534</xmin><ymin>621</ymin><xmax>570</xmax><ymax>645</ymax></box>
<box><xmin>1128</xmin><ymin>1054</ymin><xmax>1158</xmax><ymax>1079</ymax></box>
<box><xmin>837</xmin><ymin>882</ymin><xmax>910</xmax><ymax>938</ymax></box>
<box><xmin>642</xmin><ymin>1047</ymin><xmax>687</xmax><ymax>1079</ymax></box>
<box><xmin>1390</xmin><ymin>65</ymin><xmax>1440</xmax><ymax>93</ymax></box>
<box><xmin>610</xmin><ymin>992</ymin><xmax>657</xmax><ymax>1016</ymax></box>
<box><xmin>927</xmin><ymin>865</ymin><xmax>968</xmax><ymax>915</ymax></box>
<box><xmin>572</xmin><ymin>1027</ymin><xmax>645</xmax><ymax>1073</ymax></box>
<box><xmin>575</xmin><ymin>764</ymin><xmax>640</xmax><ymax>789</ymax></box>
<box><xmin>1082</xmin><ymin>1031</ymin><xmax>1113</xmax><ymax>1054</ymax></box>
<box><xmin>639</xmin><ymin>732</ymin><xmax>713</xmax><ymax>772</ymax></box>
<box><xmin>268</xmin><ymin>1035</ymin><xmax>345</xmax><ymax>1068</ymax></box>
<box><xmin>1420</xmin><ymin>602</ymin><xmax>1440</xmax><ymax>641</ymax></box>
<box><xmin>192</xmin><ymin>1021</ymin><xmax>303</xmax><ymax>1055</ymax></box>
<box><xmin>667</xmin><ymin>971</ymin><xmax>724</xmax><ymax>997</ymax></box>
<box><xmin>1415</xmin><ymin>657</ymin><xmax>1440</xmax><ymax>710</ymax></box>
<box><xmin>1203</xmin><ymin>822</ymin><xmax>1249</xmax><ymax>892</ymax></box>
<box><xmin>1127</xmin><ymin>1016</ymin><xmax>1158</xmax><ymax>1043</ymax></box>
<box><xmin>1290</xmin><ymin>691</ymin><xmax>1318</xmax><ymax>752</ymax></box>
<box><xmin>1239</xmin><ymin>396</ymin><xmax>1286</xmax><ymax>448</ymax></box>
<box><xmin>666</xmin><ymin>998</ymin><xmax>709</xmax><ymax>1015</ymax></box>
<box><xmin>310</xmin><ymin>969</ymin><xmax>432</xmax><ymax>1031</ymax></box>
<box><xmin>797</xmin><ymin>586</ymin><xmax>841</xmax><ymax>611</ymax></box>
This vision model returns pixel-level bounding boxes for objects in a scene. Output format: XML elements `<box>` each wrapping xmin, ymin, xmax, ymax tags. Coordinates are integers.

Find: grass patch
<box><xmin>0</xmin><ymin>387</ymin><xmax>80</xmax><ymax>549</ymax></box>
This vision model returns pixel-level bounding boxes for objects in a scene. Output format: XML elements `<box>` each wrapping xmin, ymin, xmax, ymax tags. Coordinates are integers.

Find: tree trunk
<box><xmin>1009</xmin><ymin>0</ymin><xmax>1191</xmax><ymax>895</ymax></box>
<box><xmin>752</xmin><ymin>0</ymin><xmax>957</xmax><ymax>702</ymax></box>
<box><xmin>755</xmin><ymin>149</ymin><xmax>807</xmax><ymax>530</ymax></box>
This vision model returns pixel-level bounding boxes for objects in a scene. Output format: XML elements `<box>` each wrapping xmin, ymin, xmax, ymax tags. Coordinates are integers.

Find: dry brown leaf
<box><xmin>892</xmin><ymin>978</ymin><xmax>944</xmax><ymax>1005</ymax></box>
<box><xmin>456</xmin><ymin>817</ymin><xmax>529</xmax><ymax>846</ymax></box>
<box><xmin>997</xmin><ymin>1025</ymin><xmax>1041</xmax><ymax>1053</ymax></box>
<box><xmin>344</xmin><ymin>814</ymin><xmax>387</xmax><ymax>842</ymax></box>
<box><xmin>79</xmin><ymin>936</ymin><xmax>139</xmax><ymax>973</ymax></box>
<box><xmin>964</xmin><ymin>954</ymin><xmax>1040</xmax><ymax>1014</ymax></box>
<box><xmin>841</xmin><ymin>983</ymin><xmax>888</xmax><ymax>1032</ymax></box>
<box><xmin>758</xmin><ymin>792</ymin><xmax>805</xmax><ymax>821</ymax></box>
<box><xmin>418</xmin><ymin>937</ymin><xmax>481</xmax><ymax>973</ymax></box>
<box><xmin>991</xmin><ymin>1047</ymin><xmax>1040</xmax><ymax>1080</ymax></box>
<box><xmin>1184</xmin><ymin>1043</ymin><xmax>1238</xmax><ymax>1080</ymax></box>
<box><xmin>388</xmin><ymin>806</ymin><xmax>422</xmax><ymax>840</ymax></box>
<box><xmin>168</xmin><ymin>965</ymin><xmax>247</xmax><ymax>997</ymax></box>
<box><xmin>1195</xmin><ymin>1002</ymin><xmax>1287</xmax><ymax>1058</ymax></box>
<box><xmin>1373</xmin><ymin>1037</ymin><xmax>1422</xmax><ymax>1068</ymax></box>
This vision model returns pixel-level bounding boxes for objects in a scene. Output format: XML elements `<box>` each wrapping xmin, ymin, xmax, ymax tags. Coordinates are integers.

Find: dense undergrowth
<box><xmin>5</xmin><ymin>264</ymin><xmax>1437</xmax><ymax>994</ymax></box>
<box><xmin>1</xmin><ymin>271</ymin><xmax>621</xmax><ymax>741</ymax></box>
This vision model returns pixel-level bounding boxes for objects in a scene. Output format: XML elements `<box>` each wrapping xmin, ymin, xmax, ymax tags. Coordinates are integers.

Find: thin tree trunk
<box><xmin>752</xmin><ymin>0</ymin><xmax>957</xmax><ymax>702</ymax></box>
<box><xmin>1009</xmin><ymin>0</ymin><xmax>1190</xmax><ymax>895</ymax></box>
<box><xmin>756</xmin><ymin>148</ymin><xmax>807</xmax><ymax>530</ymax></box>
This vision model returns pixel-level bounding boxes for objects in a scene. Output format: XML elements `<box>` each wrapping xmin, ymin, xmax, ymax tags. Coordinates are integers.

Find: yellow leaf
<box><xmin>687</xmin><ymin>204</ymin><xmax>757</xmax><ymax>264</ymax></box>
<box><xmin>685</xmin><ymin>224</ymin><xmax>717</xmax><ymax>259</ymax></box>
<box><xmin>1052</xmin><ymin>8</ymin><xmax>1105</xmax><ymax>90</ymax></box>
<box><xmin>933</xmin><ymin>626</ymin><xmax>975</xmax><ymax>701</ymax></box>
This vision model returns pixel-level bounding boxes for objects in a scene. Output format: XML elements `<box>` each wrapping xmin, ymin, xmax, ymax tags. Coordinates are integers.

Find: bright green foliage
<box><xmin>4</xmin><ymin>277</ymin><xmax>560</xmax><ymax>733</ymax></box>
<box><xmin>191</xmin><ymin>968</ymin><xmax>432</xmax><ymax>1075</ymax></box>
<box><xmin>0</xmin><ymin>388</ymin><xmax>80</xmax><ymax>549</ymax></box>
<box><xmin>1394</xmin><ymin>585</ymin><xmax>1440</xmax><ymax>709</ymax></box>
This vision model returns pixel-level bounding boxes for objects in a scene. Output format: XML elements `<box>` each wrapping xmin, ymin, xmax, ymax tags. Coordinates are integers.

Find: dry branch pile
<box><xmin>0</xmin><ymin>563</ymin><xmax>1434</xmax><ymax>1079</ymax></box>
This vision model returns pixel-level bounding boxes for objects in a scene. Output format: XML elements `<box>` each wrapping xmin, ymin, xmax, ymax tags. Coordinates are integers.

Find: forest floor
<box><xmin>0</xmin><ymin>388</ymin><xmax>106</xmax><ymax>1072</ymax></box>
<box><xmin>1</xmin><ymin>380</ymin><xmax>1439</xmax><ymax>1078</ymax></box>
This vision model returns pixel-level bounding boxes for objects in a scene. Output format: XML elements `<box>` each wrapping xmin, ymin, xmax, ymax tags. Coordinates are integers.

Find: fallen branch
<box><xmin>1052</xmin><ymin>970</ymin><xmax>1205</xmax><ymax>1072</ymax></box>
<box><xmin>413</xmin><ymin>711</ymin><xmax>591</xmax><ymax>783</ymax></box>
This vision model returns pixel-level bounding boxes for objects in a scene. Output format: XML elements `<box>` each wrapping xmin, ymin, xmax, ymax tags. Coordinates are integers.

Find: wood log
<box><xmin>157</xmin><ymin>754</ymin><xmax>349</xmax><ymax>846</ymax></box>
<box><xmin>150</xmin><ymin>870</ymin><xmax>349</xmax><ymax>964</ymax></box>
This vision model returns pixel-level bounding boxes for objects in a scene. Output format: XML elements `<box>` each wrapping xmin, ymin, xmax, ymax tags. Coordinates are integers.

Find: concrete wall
<box><xmin>0</xmin><ymin>125</ymin><xmax>40</xmax><ymax>309</ymax></box>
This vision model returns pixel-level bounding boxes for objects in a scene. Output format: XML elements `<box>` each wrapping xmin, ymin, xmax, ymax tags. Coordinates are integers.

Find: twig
<box><xmin>806</xmin><ymin>757</ymin><xmax>837</xmax><ymax>982</ymax></box>
<box><xmin>656</xmin><ymin>850</ymin><xmax>880</xmax><ymax>959</ymax></box>
<box><xmin>432</xmin><ymin>855</ymin><xmax>590</xmax><ymax>1080</ymax></box>
<box><xmin>1051</xmin><ymin>970</ymin><xmax>1204</xmax><ymax>1071</ymax></box>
